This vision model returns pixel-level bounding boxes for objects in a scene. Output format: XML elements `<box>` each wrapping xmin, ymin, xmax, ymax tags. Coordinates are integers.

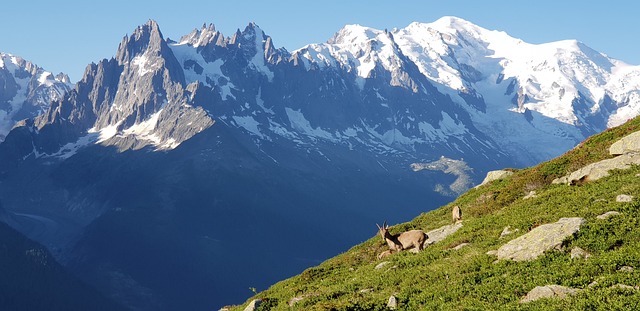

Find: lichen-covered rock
<box><xmin>500</xmin><ymin>226</ymin><xmax>518</xmax><ymax>238</ymax></box>
<box><xmin>570</xmin><ymin>247</ymin><xmax>591</xmax><ymax>259</ymax></box>
<box><xmin>476</xmin><ymin>170</ymin><xmax>514</xmax><ymax>187</ymax></box>
<box><xmin>616</xmin><ymin>194</ymin><xmax>634</xmax><ymax>202</ymax></box>
<box><xmin>496</xmin><ymin>217</ymin><xmax>585</xmax><ymax>261</ymax></box>
<box><xmin>520</xmin><ymin>285</ymin><xmax>580</xmax><ymax>303</ymax></box>
<box><xmin>552</xmin><ymin>153</ymin><xmax>640</xmax><ymax>184</ymax></box>
<box><xmin>425</xmin><ymin>222</ymin><xmax>463</xmax><ymax>245</ymax></box>
<box><xmin>609</xmin><ymin>131</ymin><xmax>640</xmax><ymax>155</ymax></box>
<box><xmin>597</xmin><ymin>211</ymin><xmax>621</xmax><ymax>220</ymax></box>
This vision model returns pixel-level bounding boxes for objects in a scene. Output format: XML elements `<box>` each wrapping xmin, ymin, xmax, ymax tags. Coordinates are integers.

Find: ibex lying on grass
<box><xmin>376</xmin><ymin>221</ymin><xmax>427</xmax><ymax>257</ymax></box>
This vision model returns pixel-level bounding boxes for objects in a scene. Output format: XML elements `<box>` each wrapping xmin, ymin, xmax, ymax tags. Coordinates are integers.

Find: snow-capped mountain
<box><xmin>0</xmin><ymin>53</ymin><xmax>72</xmax><ymax>141</ymax></box>
<box><xmin>2</xmin><ymin>17</ymin><xmax>640</xmax><ymax>310</ymax></box>
<box><xmin>296</xmin><ymin>16</ymin><xmax>640</xmax><ymax>163</ymax></box>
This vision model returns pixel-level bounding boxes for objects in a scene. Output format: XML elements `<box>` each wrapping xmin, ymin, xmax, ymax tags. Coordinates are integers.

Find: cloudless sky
<box><xmin>1</xmin><ymin>1</ymin><xmax>638</xmax><ymax>82</ymax></box>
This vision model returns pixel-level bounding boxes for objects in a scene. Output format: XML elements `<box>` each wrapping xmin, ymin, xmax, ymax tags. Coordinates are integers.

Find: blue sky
<box><xmin>2</xmin><ymin>1</ymin><xmax>637</xmax><ymax>81</ymax></box>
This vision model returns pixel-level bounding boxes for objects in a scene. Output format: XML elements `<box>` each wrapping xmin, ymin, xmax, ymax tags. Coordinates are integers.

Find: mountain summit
<box><xmin>0</xmin><ymin>53</ymin><xmax>72</xmax><ymax>141</ymax></box>
<box><xmin>1</xmin><ymin>17</ymin><xmax>640</xmax><ymax>310</ymax></box>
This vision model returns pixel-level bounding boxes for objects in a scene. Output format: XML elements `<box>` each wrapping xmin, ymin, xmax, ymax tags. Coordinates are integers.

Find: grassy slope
<box><xmin>230</xmin><ymin>117</ymin><xmax>640</xmax><ymax>311</ymax></box>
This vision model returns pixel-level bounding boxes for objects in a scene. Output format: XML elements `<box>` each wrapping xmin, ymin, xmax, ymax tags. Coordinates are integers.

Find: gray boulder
<box><xmin>520</xmin><ymin>285</ymin><xmax>580</xmax><ymax>303</ymax></box>
<box><xmin>616</xmin><ymin>194</ymin><xmax>634</xmax><ymax>202</ymax></box>
<box><xmin>609</xmin><ymin>131</ymin><xmax>640</xmax><ymax>155</ymax></box>
<box><xmin>552</xmin><ymin>152</ymin><xmax>640</xmax><ymax>184</ymax></box>
<box><xmin>476</xmin><ymin>170</ymin><xmax>513</xmax><ymax>188</ymax></box>
<box><xmin>425</xmin><ymin>222</ymin><xmax>463</xmax><ymax>245</ymax></box>
<box><xmin>496</xmin><ymin>217</ymin><xmax>585</xmax><ymax>261</ymax></box>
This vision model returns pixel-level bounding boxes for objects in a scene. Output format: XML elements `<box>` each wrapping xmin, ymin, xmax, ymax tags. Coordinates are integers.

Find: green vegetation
<box><xmin>229</xmin><ymin>117</ymin><xmax>640</xmax><ymax>310</ymax></box>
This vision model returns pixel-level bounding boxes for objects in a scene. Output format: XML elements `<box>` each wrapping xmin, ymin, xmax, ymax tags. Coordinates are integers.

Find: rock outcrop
<box><xmin>554</xmin><ymin>130</ymin><xmax>640</xmax><ymax>184</ymax></box>
<box><xmin>552</xmin><ymin>152</ymin><xmax>640</xmax><ymax>184</ymax></box>
<box><xmin>520</xmin><ymin>285</ymin><xmax>581</xmax><ymax>303</ymax></box>
<box><xmin>609</xmin><ymin>131</ymin><xmax>640</xmax><ymax>155</ymax></box>
<box><xmin>425</xmin><ymin>222</ymin><xmax>463</xmax><ymax>245</ymax></box>
<box><xmin>495</xmin><ymin>217</ymin><xmax>585</xmax><ymax>261</ymax></box>
<box><xmin>476</xmin><ymin>170</ymin><xmax>513</xmax><ymax>188</ymax></box>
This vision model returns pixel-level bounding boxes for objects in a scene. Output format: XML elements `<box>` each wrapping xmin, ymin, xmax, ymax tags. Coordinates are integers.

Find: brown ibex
<box><xmin>376</xmin><ymin>221</ymin><xmax>427</xmax><ymax>256</ymax></box>
<box><xmin>452</xmin><ymin>205</ymin><xmax>462</xmax><ymax>223</ymax></box>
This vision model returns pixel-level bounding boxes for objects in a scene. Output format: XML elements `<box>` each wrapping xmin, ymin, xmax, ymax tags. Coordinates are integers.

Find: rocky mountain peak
<box><xmin>179</xmin><ymin>23</ymin><xmax>223</xmax><ymax>48</ymax></box>
<box><xmin>116</xmin><ymin>19</ymin><xmax>166</xmax><ymax>64</ymax></box>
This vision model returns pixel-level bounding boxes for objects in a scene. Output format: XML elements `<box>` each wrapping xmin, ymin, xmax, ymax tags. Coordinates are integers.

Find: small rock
<box><xmin>387</xmin><ymin>295</ymin><xmax>398</xmax><ymax>310</ymax></box>
<box><xmin>611</xmin><ymin>284</ymin><xmax>638</xmax><ymax>290</ymax></box>
<box><xmin>588</xmin><ymin>281</ymin><xmax>599</xmax><ymax>288</ymax></box>
<box><xmin>452</xmin><ymin>243</ymin><xmax>470</xmax><ymax>250</ymax></box>
<box><xmin>359</xmin><ymin>288</ymin><xmax>373</xmax><ymax>293</ymax></box>
<box><xmin>520</xmin><ymin>285</ymin><xmax>580</xmax><ymax>303</ymax></box>
<box><xmin>523</xmin><ymin>191</ymin><xmax>537</xmax><ymax>200</ymax></box>
<box><xmin>619</xmin><ymin>266</ymin><xmax>634</xmax><ymax>272</ymax></box>
<box><xmin>597</xmin><ymin>211</ymin><xmax>621</xmax><ymax>220</ymax></box>
<box><xmin>375</xmin><ymin>261</ymin><xmax>391</xmax><ymax>270</ymax></box>
<box><xmin>570</xmin><ymin>247</ymin><xmax>591</xmax><ymax>259</ymax></box>
<box><xmin>486</xmin><ymin>250</ymin><xmax>498</xmax><ymax>256</ymax></box>
<box><xmin>500</xmin><ymin>226</ymin><xmax>518</xmax><ymax>238</ymax></box>
<box><xmin>243</xmin><ymin>299</ymin><xmax>261</xmax><ymax>311</ymax></box>
<box><xmin>616</xmin><ymin>194</ymin><xmax>634</xmax><ymax>202</ymax></box>
<box><xmin>377</xmin><ymin>250</ymin><xmax>393</xmax><ymax>259</ymax></box>
<box><xmin>288</xmin><ymin>297</ymin><xmax>304</xmax><ymax>306</ymax></box>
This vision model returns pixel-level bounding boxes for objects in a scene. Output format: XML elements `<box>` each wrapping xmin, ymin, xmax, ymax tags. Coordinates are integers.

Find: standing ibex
<box><xmin>452</xmin><ymin>205</ymin><xmax>462</xmax><ymax>223</ymax></box>
<box><xmin>376</xmin><ymin>221</ymin><xmax>427</xmax><ymax>256</ymax></box>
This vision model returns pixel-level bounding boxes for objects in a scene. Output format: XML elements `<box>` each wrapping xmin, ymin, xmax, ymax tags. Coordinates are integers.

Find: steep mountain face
<box><xmin>0</xmin><ymin>53</ymin><xmax>72</xmax><ymax>141</ymax></box>
<box><xmin>1</xmin><ymin>17</ymin><xmax>640</xmax><ymax>311</ymax></box>
<box><xmin>0</xmin><ymin>203</ymin><xmax>126</xmax><ymax>311</ymax></box>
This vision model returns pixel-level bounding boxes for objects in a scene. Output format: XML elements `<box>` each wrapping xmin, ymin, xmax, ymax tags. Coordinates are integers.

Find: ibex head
<box><xmin>376</xmin><ymin>221</ymin><xmax>391</xmax><ymax>241</ymax></box>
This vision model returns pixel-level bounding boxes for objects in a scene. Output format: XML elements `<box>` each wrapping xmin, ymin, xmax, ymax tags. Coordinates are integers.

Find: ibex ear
<box><xmin>383</xmin><ymin>220</ymin><xmax>388</xmax><ymax>229</ymax></box>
